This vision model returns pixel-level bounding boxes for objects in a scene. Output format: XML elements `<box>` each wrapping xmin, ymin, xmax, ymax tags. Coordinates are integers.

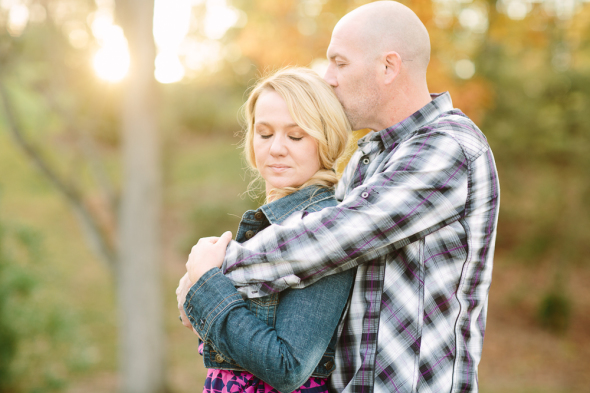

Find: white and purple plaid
<box><xmin>221</xmin><ymin>92</ymin><xmax>500</xmax><ymax>393</ymax></box>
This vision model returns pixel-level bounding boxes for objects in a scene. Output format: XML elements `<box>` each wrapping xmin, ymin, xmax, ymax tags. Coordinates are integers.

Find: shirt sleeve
<box><xmin>185</xmin><ymin>267</ymin><xmax>354</xmax><ymax>392</ymax></box>
<box><xmin>222</xmin><ymin>131</ymin><xmax>470</xmax><ymax>297</ymax></box>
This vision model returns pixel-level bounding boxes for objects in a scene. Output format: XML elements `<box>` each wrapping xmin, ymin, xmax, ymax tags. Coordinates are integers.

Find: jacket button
<box><xmin>254</xmin><ymin>211</ymin><xmax>264</xmax><ymax>221</ymax></box>
<box><xmin>325</xmin><ymin>360</ymin><xmax>334</xmax><ymax>369</ymax></box>
<box><xmin>215</xmin><ymin>354</ymin><xmax>224</xmax><ymax>363</ymax></box>
<box><xmin>245</xmin><ymin>230</ymin><xmax>255</xmax><ymax>239</ymax></box>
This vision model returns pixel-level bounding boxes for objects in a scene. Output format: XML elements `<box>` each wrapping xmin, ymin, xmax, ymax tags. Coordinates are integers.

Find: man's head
<box><xmin>324</xmin><ymin>1</ymin><xmax>432</xmax><ymax>131</ymax></box>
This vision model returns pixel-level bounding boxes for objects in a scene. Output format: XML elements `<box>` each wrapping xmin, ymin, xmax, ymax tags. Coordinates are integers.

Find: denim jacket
<box><xmin>186</xmin><ymin>186</ymin><xmax>354</xmax><ymax>392</ymax></box>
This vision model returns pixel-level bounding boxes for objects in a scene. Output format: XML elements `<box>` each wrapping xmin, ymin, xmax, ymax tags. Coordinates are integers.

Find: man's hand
<box><xmin>186</xmin><ymin>231</ymin><xmax>232</xmax><ymax>283</ymax></box>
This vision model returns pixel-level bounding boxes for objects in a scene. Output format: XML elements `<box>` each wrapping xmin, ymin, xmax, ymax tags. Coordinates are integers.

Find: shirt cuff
<box><xmin>183</xmin><ymin>267</ymin><xmax>244</xmax><ymax>341</ymax></box>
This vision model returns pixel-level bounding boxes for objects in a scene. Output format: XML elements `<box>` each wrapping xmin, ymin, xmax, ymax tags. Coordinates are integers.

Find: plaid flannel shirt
<box><xmin>221</xmin><ymin>92</ymin><xmax>500</xmax><ymax>393</ymax></box>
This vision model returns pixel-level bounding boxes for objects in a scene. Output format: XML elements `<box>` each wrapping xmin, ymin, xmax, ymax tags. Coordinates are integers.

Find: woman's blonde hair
<box><xmin>242</xmin><ymin>67</ymin><xmax>351</xmax><ymax>200</ymax></box>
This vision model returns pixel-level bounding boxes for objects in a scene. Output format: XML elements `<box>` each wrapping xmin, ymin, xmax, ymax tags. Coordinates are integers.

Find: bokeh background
<box><xmin>0</xmin><ymin>0</ymin><xmax>589</xmax><ymax>392</ymax></box>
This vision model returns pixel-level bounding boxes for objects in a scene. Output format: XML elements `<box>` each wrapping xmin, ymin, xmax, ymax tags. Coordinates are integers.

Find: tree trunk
<box><xmin>116</xmin><ymin>1</ymin><xmax>164</xmax><ymax>392</ymax></box>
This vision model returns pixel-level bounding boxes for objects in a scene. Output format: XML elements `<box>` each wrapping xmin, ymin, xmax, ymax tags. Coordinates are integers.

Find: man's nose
<box><xmin>324</xmin><ymin>64</ymin><xmax>337</xmax><ymax>87</ymax></box>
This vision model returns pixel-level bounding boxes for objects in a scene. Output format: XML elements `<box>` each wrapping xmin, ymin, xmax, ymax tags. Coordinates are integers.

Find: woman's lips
<box><xmin>268</xmin><ymin>165</ymin><xmax>290</xmax><ymax>173</ymax></box>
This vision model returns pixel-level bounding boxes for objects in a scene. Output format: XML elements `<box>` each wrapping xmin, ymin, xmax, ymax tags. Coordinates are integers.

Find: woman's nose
<box><xmin>269</xmin><ymin>135</ymin><xmax>287</xmax><ymax>156</ymax></box>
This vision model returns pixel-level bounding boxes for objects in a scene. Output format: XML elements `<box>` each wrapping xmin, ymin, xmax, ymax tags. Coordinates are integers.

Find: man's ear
<box><xmin>383</xmin><ymin>51</ymin><xmax>402</xmax><ymax>84</ymax></box>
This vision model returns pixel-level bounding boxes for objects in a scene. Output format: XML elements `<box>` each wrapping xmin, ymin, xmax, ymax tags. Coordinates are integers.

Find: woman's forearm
<box><xmin>185</xmin><ymin>268</ymin><xmax>353</xmax><ymax>392</ymax></box>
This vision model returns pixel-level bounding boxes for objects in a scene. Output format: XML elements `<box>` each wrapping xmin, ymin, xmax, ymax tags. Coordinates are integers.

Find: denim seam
<box><xmin>203</xmin><ymin>297</ymin><xmax>243</xmax><ymax>338</ymax></box>
<box><xmin>271</xmin><ymin>192</ymin><xmax>332</xmax><ymax>222</ymax></box>
<box><xmin>202</xmin><ymin>292</ymin><xmax>243</xmax><ymax>327</ymax></box>
<box><xmin>190</xmin><ymin>269</ymin><xmax>222</xmax><ymax>296</ymax></box>
<box><xmin>261</xmin><ymin>188</ymin><xmax>333</xmax><ymax>223</ymax></box>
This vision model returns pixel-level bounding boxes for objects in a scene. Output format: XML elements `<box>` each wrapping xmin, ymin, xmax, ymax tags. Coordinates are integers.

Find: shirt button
<box><xmin>361</xmin><ymin>191</ymin><xmax>369</xmax><ymax>198</ymax></box>
<box><xmin>362</xmin><ymin>157</ymin><xmax>370</xmax><ymax>165</ymax></box>
<box><xmin>215</xmin><ymin>354</ymin><xmax>224</xmax><ymax>363</ymax></box>
<box><xmin>254</xmin><ymin>211</ymin><xmax>264</xmax><ymax>221</ymax></box>
<box><xmin>245</xmin><ymin>230</ymin><xmax>255</xmax><ymax>239</ymax></box>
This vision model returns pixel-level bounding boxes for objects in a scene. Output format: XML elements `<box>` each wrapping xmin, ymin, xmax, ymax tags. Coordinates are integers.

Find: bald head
<box><xmin>334</xmin><ymin>1</ymin><xmax>431</xmax><ymax>77</ymax></box>
<box><xmin>324</xmin><ymin>1</ymin><xmax>433</xmax><ymax>130</ymax></box>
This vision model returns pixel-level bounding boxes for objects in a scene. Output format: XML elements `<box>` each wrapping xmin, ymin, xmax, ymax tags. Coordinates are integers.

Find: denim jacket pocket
<box><xmin>247</xmin><ymin>293</ymin><xmax>279</xmax><ymax>327</ymax></box>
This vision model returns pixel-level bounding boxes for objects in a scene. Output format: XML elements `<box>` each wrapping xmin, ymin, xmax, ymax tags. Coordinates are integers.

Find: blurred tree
<box><xmin>0</xmin><ymin>0</ymin><xmax>165</xmax><ymax>391</ymax></box>
<box><xmin>114</xmin><ymin>0</ymin><xmax>164</xmax><ymax>392</ymax></box>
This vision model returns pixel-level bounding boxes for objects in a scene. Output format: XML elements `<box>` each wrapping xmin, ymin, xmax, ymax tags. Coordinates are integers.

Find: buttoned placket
<box><xmin>350</xmin><ymin>136</ymin><xmax>385</xmax><ymax>191</ymax></box>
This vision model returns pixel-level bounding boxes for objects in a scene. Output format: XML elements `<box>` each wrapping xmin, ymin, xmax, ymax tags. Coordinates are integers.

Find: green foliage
<box><xmin>0</xmin><ymin>220</ymin><xmax>38</xmax><ymax>391</ymax></box>
<box><xmin>537</xmin><ymin>289</ymin><xmax>571</xmax><ymax>334</ymax></box>
<box><xmin>0</xmin><ymin>205</ymin><xmax>86</xmax><ymax>393</ymax></box>
<box><xmin>477</xmin><ymin>6</ymin><xmax>590</xmax><ymax>268</ymax></box>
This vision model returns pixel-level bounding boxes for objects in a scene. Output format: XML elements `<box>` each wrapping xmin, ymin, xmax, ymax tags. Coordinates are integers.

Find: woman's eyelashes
<box><xmin>256</xmin><ymin>132</ymin><xmax>304</xmax><ymax>141</ymax></box>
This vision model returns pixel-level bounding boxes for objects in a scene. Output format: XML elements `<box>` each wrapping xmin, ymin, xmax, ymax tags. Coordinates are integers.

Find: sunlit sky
<box><xmin>2</xmin><ymin>0</ymin><xmax>589</xmax><ymax>83</ymax></box>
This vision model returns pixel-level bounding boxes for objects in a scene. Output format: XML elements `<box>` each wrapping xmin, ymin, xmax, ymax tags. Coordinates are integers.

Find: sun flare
<box><xmin>89</xmin><ymin>0</ymin><xmax>242</xmax><ymax>83</ymax></box>
<box><xmin>92</xmin><ymin>24</ymin><xmax>130</xmax><ymax>82</ymax></box>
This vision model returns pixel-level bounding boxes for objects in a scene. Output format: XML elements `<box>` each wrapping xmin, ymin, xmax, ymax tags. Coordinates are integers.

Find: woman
<box><xmin>179</xmin><ymin>67</ymin><xmax>354</xmax><ymax>393</ymax></box>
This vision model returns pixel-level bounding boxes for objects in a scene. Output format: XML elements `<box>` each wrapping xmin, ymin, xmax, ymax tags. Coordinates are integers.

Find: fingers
<box><xmin>191</xmin><ymin>232</ymin><xmax>231</xmax><ymax>252</ymax></box>
<box><xmin>195</xmin><ymin>237</ymin><xmax>220</xmax><ymax>247</ymax></box>
<box><xmin>215</xmin><ymin>231</ymin><xmax>232</xmax><ymax>249</ymax></box>
<box><xmin>179</xmin><ymin>308</ymin><xmax>192</xmax><ymax>329</ymax></box>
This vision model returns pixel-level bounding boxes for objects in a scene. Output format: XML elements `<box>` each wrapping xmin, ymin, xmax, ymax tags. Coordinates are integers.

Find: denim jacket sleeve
<box><xmin>184</xmin><ymin>266</ymin><xmax>354</xmax><ymax>393</ymax></box>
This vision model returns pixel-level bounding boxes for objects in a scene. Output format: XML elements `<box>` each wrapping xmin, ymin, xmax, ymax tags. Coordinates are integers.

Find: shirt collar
<box><xmin>366</xmin><ymin>92</ymin><xmax>454</xmax><ymax>149</ymax></box>
<box><xmin>260</xmin><ymin>186</ymin><xmax>335</xmax><ymax>225</ymax></box>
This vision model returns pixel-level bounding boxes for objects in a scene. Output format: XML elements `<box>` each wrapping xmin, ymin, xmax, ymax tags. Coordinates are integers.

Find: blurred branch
<box><xmin>77</xmin><ymin>127</ymin><xmax>119</xmax><ymax>214</ymax></box>
<box><xmin>0</xmin><ymin>80</ymin><xmax>117</xmax><ymax>272</ymax></box>
<box><xmin>35</xmin><ymin>83</ymin><xmax>119</xmax><ymax>217</ymax></box>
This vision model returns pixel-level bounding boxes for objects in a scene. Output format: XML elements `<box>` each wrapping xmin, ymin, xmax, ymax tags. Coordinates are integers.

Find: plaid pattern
<box><xmin>221</xmin><ymin>92</ymin><xmax>500</xmax><ymax>393</ymax></box>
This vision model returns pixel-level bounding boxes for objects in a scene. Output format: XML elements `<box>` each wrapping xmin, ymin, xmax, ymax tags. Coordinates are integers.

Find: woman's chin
<box><xmin>266</xmin><ymin>179</ymin><xmax>306</xmax><ymax>191</ymax></box>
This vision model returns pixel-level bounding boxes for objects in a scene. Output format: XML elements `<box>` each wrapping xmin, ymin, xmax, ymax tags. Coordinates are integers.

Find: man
<box><xmin>179</xmin><ymin>1</ymin><xmax>499</xmax><ymax>392</ymax></box>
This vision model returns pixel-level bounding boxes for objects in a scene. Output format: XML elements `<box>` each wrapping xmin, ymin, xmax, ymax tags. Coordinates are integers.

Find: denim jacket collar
<box><xmin>234</xmin><ymin>186</ymin><xmax>336</xmax><ymax>244</ymax></box>
<box><xmin>259</xmin><ymin>186</ymin><xmax>335</xmax><ymax>225</ymax></box>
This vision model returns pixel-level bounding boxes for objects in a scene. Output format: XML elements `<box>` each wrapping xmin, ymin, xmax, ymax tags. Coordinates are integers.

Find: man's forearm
<box><xmin>222</xmin><ymin>131</ymin><xmax>470</xmax><ymax>297</ymax></box>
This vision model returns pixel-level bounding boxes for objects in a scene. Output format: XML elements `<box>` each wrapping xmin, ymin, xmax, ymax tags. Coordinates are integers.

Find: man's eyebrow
<box><xmin>327</xmin><ymin>52</ymin><xmax>347</xmax><ymax>61</ymax></box>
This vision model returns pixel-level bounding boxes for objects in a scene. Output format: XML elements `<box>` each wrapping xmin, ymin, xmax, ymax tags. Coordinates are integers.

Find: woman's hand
<box><xmin>176</xmin><ymin>273</ymin><xmax>194</xmax><ymax>328</ymax></box>
<box><xmin>176</xmin><ymin>273</ymin><xmax>203</xmax><ymax>339</ymax></box>
<box><xmin>186</xmin><ymin>231</ymin><xmax>233</xmax><ymax>283</ymax></box>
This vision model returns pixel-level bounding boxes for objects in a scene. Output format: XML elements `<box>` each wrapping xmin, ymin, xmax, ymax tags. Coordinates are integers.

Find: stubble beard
<box><xmin>335</xmin><ymin>90</ymin><xmax>368</xmax><ymax>131</ymax></box>
<box><xmin>343</xmin><ymin>89</ymin><xmax>380</xmax><ymax>131</ymax></box>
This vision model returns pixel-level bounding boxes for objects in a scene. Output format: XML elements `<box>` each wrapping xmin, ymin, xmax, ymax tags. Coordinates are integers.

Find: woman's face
<box><xmin>253</xmin><ymin>89</ymin><xmax>320</xmax><ymax>195</ymax></box>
